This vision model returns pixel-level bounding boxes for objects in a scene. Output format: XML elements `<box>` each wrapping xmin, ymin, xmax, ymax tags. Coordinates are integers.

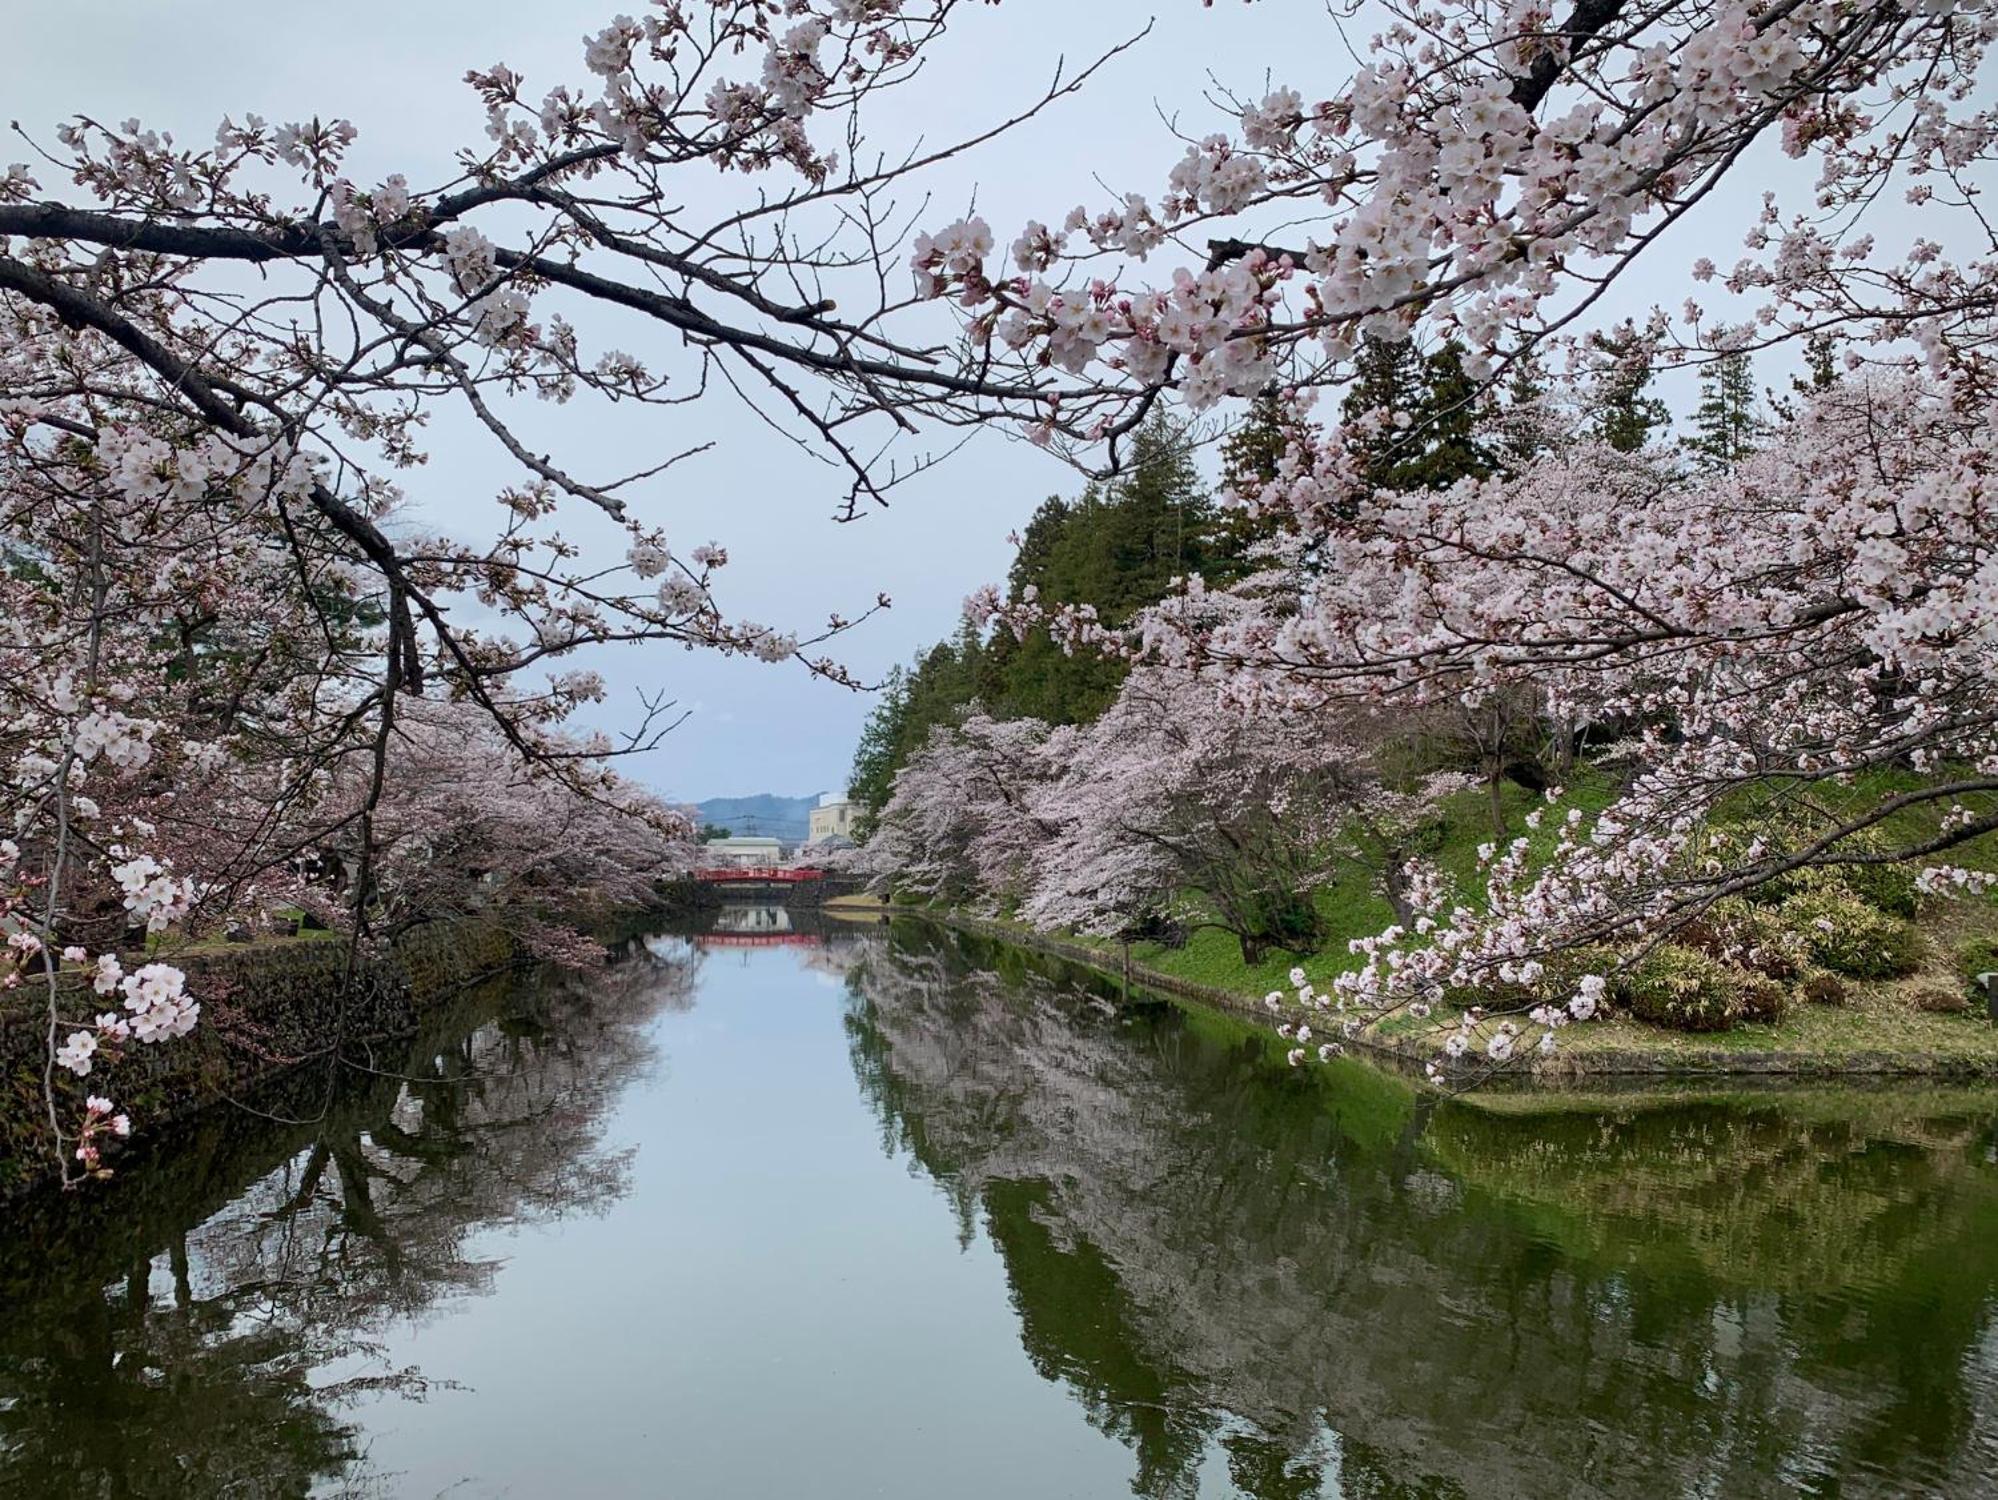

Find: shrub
<box><xmin>1792</xmin><ymin>861</ymin><xmax>1921</xmax><ymax>918</ymax></box>
<box><xmin>1741</xmin><ymin>859</ymin><xmax>1920</xmax><ymax>915</ymax></box>
<box><xmin>1958</xmin><ymin>937</ymin><xmax>1998</xmax><ymax>988</ymax></box>
<box><xmin>1800</xmin><ymin>969</ymin><xmax>1849</xmax><ymax>1006</ymax></box>
<box><xmin>1675</xmin><ymin>897</ymin><xmax>1812</xmax><ymax>981</ymax></box>
<box><xmin>1734</xmin><ymin>973</ymin><xmax>1790</xmax><ymax>1025</ymax></box>
<box><xmin>1437</xmin><ymin>944</ymin><xmax>1620</xmax><ymax>1018</ymax></box>
<box><xmin>1236</xmin><ymin>890</ymin><xmax>1325</xmax><ymax>963</ymax></box>
<box><xmin>1540</xmin><ymin>943</ymin><xmax>1623</xmax><ymax>997</ymax></box>
<box><xmin>1912</xmin><ymin>986</ymin><xmax>1970</xmax><ymax>1015</ymax></box>
<box><xmin>1722</xmin><ymin>816</ymin><xmax>1922</xmax><ymax>917</ymax></box>
<box><xmin>1121</xmin><ymin>911</ymin><xmax>1188</xmax><ymax>949</ymax></box>
<box><xmin>1776</xmin><ymin>891</ymin><xmax>1923</xmax><ymax>979</ymax></box>
<box><xmin>1615</xmin><ymin>945</ymin><xmax>1782</xmax><ymax>1033</ymax></box>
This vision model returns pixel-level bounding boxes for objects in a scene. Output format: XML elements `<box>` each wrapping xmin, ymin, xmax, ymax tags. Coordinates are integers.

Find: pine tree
<box><xmin>1218</xmin><ymin>388</ymin><xmax>1297</xmax><ymax>494</ymax></box>
<box><xmin>997</xmin><ymin>415</ymin><xmax>1214</xmax><ymax>723</ymax></box>
<box><xmin>1340</xmin><ymin>337</ymin><xmax>1499</xmax><ymax>493</ymax></box>
<box><xmin>1684</xmin><ymin>348</ymin><xmax>1763</xmax><ymax>471</ymax></box>
<box><xmin>851</xmin><ymin>410</ymin><xmax>1257</xmax><ymax>807</ymax></box>
<box><xmin>1207</xmin><ymin>389</ymin><xmax>1302</xmax><ymax>580</ymax></box>
<box><xmin>1098</xmin><ymin>414</ymin><xmax>1213</xmax><ymax>587</ymax></box>
<box><xmin>1773</xmin><ymin>332</ymin><xmax>1843</xmax><ymax>425</ymax></box>
<box><xmin>1340</xmin><ymin>334</ymin><xmax>1428</xmax><ymax>490</ymax></box>
<box><xmin>1587</xmin><ymin>326</ymin><xmax>1672</xmax><ymax>453</ymax></box>
<box><xmin>1397</xmin><ymin>341</ymin><xmax>1496</xmax><ymax>490</ymax></box>
<box><xmin>1005</xmin><ymin>495</ymin><xmax>1070</xmax><ymax>603</ymax></box>
<box><xmin>848</xmin><ymin>665</ymin><xmax>910</xmax><ymax>823</ymax></box>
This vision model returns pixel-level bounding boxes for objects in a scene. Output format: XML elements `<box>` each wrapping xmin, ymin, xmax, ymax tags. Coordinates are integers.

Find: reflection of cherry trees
<box><xmin>0</xmin><ymin>946</ymin><xmax>696</xmax><ymax>1497</ymax></box>
<box><xmin>842</xmin><ymin>923</ymin><xmax>1998</xmax><ymax>1500</ymax></box>
<box><xmin>202</xmin><ymin>947</ymin><xmax>698</xmax><ymax>1324</ymax></box>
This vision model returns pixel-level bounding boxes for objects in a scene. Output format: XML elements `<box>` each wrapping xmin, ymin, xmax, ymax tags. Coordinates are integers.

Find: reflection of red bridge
<box><xmin>692</xmin><ymin>865</ymin><xmax>826</xmax><ymax>885</ymax></box>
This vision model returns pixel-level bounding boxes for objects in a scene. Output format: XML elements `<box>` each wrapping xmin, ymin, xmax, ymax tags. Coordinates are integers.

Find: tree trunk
<box><xmin>1380</xmin><ymin>860</ymin><xmax>1417</xmax><ymax>926</ymax></box>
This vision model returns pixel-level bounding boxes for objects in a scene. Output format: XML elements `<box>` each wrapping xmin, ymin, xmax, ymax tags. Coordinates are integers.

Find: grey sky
<box><xmin>2</xmin><ymin>2</ymin><xmax>1791</xmax><ymax>803</ymax></box>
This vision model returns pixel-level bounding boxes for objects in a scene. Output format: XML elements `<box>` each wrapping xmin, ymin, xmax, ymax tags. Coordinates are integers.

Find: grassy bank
<box><xmin>916</xmin><ymin>773</ymin><xmax>1998</xmax><ymax>1082</ymax></box>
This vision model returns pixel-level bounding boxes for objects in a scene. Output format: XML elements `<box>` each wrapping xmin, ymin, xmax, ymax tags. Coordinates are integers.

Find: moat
<box><xmin>4</xmin><ymin>912</ymin><xmax>1997</xmax><ymax>1498</ymax></box>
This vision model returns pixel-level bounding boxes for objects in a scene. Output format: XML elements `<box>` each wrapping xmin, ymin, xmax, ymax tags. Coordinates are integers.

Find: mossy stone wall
<box><xmin>1</xmin><ymin>921</ymin><xmax>522</xmax><ymax>1200</ymax></box>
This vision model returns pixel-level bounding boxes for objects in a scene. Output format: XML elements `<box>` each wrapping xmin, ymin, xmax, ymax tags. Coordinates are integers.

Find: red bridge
<box><xmin>691</xmin><ymin>866</ymin><xmax>827</xmax><ymax>884</ymax></box>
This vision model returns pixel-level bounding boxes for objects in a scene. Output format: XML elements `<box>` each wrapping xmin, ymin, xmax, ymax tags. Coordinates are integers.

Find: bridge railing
<box><xmin>691</xmin><ymin>866</ymin><xmax>827</xmax><ymax>883</ymax></box>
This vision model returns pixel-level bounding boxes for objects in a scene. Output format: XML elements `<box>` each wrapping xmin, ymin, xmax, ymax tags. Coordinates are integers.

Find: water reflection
<box><xmin>710</xmin><ymin>903</ymin><xmax>795</xmax><ymax>935</ymax></box>
<box><xmin>1</xmin><ymin>918</ymin><xmax>1995</xmax><ymax>1498</ymax></box>
<box><xmin>0</xmin><ymin>939</ymin><xmax>699</xmax><ymax>1498</ymax></box>
<box><xmin>844</xmin><ymin>921</ymin><xmax>1998</xmax><ymax>1500</ymax></box>
<box><xmin>693</xmin><ymin>901</ymin><xmax>843</xmax><ymax>949</ymax></box>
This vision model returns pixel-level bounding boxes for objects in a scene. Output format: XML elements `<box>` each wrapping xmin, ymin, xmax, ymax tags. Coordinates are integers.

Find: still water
<box><xmin>4</xmin><ymin>913</ymin><xmax>1998</xmax><ymax>1498</ymax></box>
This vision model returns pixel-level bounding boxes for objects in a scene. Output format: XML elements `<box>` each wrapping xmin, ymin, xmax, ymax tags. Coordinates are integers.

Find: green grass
<box><xmin>145</xmin><ymin>921</ymin><xmax>342</xmax><ymax>958</ymax></box>
<box><xmin>983</xmin><ymin>768</ymin><xmax>1998</xmax><ymax>1077</ymax></box>
<box><xmin>1560</xmin><ymin>980</ymin><xmax>1998</xmax><ymax>1061</ymax></box>
<box><xmin>1119</xmin><ymin>773</ymin><xmax>1619</xmax><ymax>999</ymax></box>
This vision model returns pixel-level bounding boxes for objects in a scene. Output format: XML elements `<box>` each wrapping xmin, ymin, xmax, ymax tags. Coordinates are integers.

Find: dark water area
<box><xmin>3</xmin><ymin>910</ymin><xmax>1997</xmax><ymax>1498</ymax></box>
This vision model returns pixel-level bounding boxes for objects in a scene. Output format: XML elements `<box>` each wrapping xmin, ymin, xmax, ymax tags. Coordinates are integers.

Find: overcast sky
<box><xmin>3</xmin><ymin>2</ymin><xmax>1789</xmax><ymax>803</ymax></box>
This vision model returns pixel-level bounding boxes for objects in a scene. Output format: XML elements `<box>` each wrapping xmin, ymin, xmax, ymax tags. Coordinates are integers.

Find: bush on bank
<box><xmin>1613</xmin><ymin>946</ymin><xmax>1788</xmax><ymax>1033</ymax></box>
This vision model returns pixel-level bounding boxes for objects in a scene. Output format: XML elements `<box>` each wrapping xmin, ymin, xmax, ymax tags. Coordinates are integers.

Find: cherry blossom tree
<box><xmin>1021</xmin><ymin>668</ymin><xmax>1368</xmax><ymax>962</ymax></box>
<box><xmin>14</xmin><ymin>0</ymin><xmax>1998</xmax><ymax>1132</ymax></box>
<box><xmin>300</xmin><ymin>700</ymin><xmax>693</xmax><ymax>965</ymax></box>
<box><xmin>956</xmin><ymin>365</ymin><xmax>1996</xmax><ymax>1071</ymax></box>
<box><xmin>2</xmin><ymin>467</ymin><xmax>205</xmax><ymax>1183</ymax></box>
<box><xmin>860</xmin><ymin>664</ymin><xmax>1474</xmax><ymax>966</ymax></box>
<box><xmin>902</xmin><ymin>0</ymin><xmax>1998</xmax><ymax>1067</ymax></box>
<box><xmin>917</xmin><ymin>0</ymin><xmax>1997</xmax><ymax>441</ymax></box>
<box><xmin>0</xmin><ymin>2</ymin><xmax>1144</xmax><ymax>1179</ymax></box>
<box><xmin>0</xmin><ymin>0</ymin><xmax>1144</xmax><ymax>795</ymax></box>
<box><xmin>1141</xmin><ymin>373</ymin><xmax>1994</xmax><ymax>1070</ymax></box>
<box><xmin>860</xmin><ymin>713</ymin><xmax>1077</xmax><ymax>910</ymax></box>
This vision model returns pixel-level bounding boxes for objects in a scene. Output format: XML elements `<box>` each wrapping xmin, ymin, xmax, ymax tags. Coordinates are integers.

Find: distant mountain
<box><xmin>693</xmin><ymin>793</ymin><xmax>820</xmax><ymax>843</ymax></box>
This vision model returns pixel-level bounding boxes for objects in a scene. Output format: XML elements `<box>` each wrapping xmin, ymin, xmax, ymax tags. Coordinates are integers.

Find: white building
<box><xmin>703</xmin><ymin>835</ymin><xmax>784</xmax><ymax>868</ymax></box>
<box><xmin>807</xmin><ymin>792</ymin><xmax>857</xmax><ymax>845</ymax></box>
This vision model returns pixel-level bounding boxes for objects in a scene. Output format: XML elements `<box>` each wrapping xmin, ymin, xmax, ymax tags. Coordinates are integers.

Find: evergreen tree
<box><xmin>1773</xmin><ymin>331</ymin><xmax>1842</xmax><ymax>425</ymax></box>
<box><xmin>848</xmin><ymin>665</ymin><xmax>911</xmax><ymax>823</ymax></box>
<box><xmin>849</xmin><ymin>620</ymin><xmax>993</xmax><ymax>827</ymax></box>
<box><xmin>1006</xmin><ymin>495</ymin><xmax>1070</xmax><ymax>602</ymax></box>
<box><xmin>1684</xmin><ymin>348</ymin><xmax>1763</xmax><ymax>470</ymax></box>
<box><xmin>1211</xmin><ymin>389</ymin><xmax>1301</xmax><ymax>580</ymax></box>
<box><xmin>1218</xmin><ymin>388</ymin><xmax>1297</xmax><ymax>493</ymax></box>
<box><xmin>851</xmin><ymin>411</ymin><xmax>1250</xmax><ymax>821</ymax></box>
<box><xmin>1397</xmin><ymin>341</ymin><xmax>1497</xmax><ymax>490</ymax></box>
<box><xmin>1494</xmin><ymin>349</ymin><xmax>1562</xmax><ymax>473</ymax></box>
<box><xmin>997</xmin><ymin>412</ymin><xmax>1218</xmax><ymax>724</ymax></box>
<box><xmin>1340</xmin><ymin>336</ymin><xmax>1498</xmax><ymax>493</ymax></box>
<box><xmin>1586</xmin><ymin>326</ymin><xmax>1672</xmax><ymax>453</ymax></box>
<box><xmin>1340</xmin><ymin>334</ymin><xmax>1428</xmax><ymax>491</ymax></box>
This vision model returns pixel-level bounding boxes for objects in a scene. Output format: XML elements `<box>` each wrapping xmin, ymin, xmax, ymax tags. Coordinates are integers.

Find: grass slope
<box><xmin>1038</xmin><ymin>773</ymin><xmax>1998</xmax><ymax>1072</ymax></box>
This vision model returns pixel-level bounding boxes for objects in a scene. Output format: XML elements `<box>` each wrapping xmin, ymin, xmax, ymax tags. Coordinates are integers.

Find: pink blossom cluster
<box><xmin>913</xmin><ymin>0</ymin><xmax>1997</xmax><ymax>450</ymax></box>
<box><xmin>919</xmin><ymin>241</ymin><xmax>1289</xmax><ymax>412</ymax></box>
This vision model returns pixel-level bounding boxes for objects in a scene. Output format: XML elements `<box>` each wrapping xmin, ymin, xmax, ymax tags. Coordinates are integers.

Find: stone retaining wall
<box><xmin>0</xmin><ymin>921</ymin><xmax>524</xmax><ymax>1199</ymax></box>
